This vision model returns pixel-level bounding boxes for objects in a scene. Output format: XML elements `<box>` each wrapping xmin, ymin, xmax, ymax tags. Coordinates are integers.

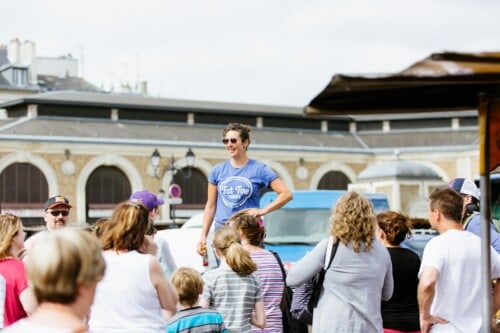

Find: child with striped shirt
<box><xmin>200</xmin><ymin>226</ymin><xmax>266</xmax><ymax>332</ymax></box>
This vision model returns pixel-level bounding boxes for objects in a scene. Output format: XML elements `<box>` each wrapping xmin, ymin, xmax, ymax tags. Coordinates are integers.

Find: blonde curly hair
<box><xmin>329</xmin><ymin>191</ymin><xmax>377</xmax><ymax>252</ymax></box>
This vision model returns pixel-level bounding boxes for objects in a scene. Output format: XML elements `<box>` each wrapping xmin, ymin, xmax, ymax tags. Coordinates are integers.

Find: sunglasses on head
<box><xmin>48</xmin><ymin>210</ymin><xmax>69</xmax><ymax>217</ymax></box>
<box><xmin>222</xmin><ymin>138</ymin><xmax>238</xmax><ymax>144</ymax></box>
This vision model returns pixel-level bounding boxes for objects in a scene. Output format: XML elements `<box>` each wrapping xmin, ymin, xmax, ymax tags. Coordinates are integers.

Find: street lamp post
<box><xmin>150</xmin><ymin>148</ymin><xmax>196</xmax><ymax>226</ymax></box>
<box><xmin>151</xmin><ymin>148</ymin><xmax>195</xmax><ymax>179</ymax></box>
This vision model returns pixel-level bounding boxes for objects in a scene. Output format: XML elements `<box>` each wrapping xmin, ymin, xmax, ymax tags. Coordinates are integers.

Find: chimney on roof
<box><xmin>140</xmin><ymin>81</ymin><xmax>148</xmax><ymax>95</ymax></box>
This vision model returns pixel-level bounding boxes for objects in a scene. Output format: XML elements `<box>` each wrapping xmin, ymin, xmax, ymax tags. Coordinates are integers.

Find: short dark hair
<box><xmin>429</xmin><ymin>188</ymin><xmax>464</xmax><ymax>223</ymax></box>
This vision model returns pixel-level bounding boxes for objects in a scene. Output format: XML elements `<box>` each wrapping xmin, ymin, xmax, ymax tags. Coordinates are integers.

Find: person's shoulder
<box><xmin>1</xmin><ymin>257</ymin><xmax>25</xmax><ymax>270</ymax></box>
<box><xmin>24</xmin><ymin>230</ymin><xmax>45</xmax><ymax>246</ymax></box>
<box><xmin>248</xmin><ymin>158</ymin><xmax>271</xmax><ymax>169</ymax></box>
<box><xmin>393</xmin><ymin>247</ymin><xmax>421</xmax><ymax>262</ymax></box>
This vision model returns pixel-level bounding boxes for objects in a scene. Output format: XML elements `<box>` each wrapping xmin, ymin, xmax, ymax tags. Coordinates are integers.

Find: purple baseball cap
<box><xmin>129</xmin><ymin>190</ymin><xmax>165</xmax><ymax>212</ymax></box>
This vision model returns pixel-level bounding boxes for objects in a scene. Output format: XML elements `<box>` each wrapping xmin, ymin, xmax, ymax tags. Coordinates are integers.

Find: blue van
<box><xmin>260</xmin><ymin>190</ymin><xmax>390</xmax><ymax>269</ymax></box>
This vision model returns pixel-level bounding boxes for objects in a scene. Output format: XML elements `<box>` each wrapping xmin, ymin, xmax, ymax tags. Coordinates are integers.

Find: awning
<box><xmin>305</xmin><ymin>51</ymin><xmax>500</xmax><ymax>115</ymax></box>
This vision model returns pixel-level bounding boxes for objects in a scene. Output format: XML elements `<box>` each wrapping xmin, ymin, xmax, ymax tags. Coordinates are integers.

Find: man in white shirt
<box><xmin>418</xmin><ymin>188</ymin><xmax>500</xmax><ymax>333</ymax></box>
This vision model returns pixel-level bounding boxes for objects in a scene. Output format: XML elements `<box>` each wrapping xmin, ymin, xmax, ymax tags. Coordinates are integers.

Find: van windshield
<box><xmin>263</xmin><ymin>208</ymin><xmax>331</xmax><ymax>244</ymax></box>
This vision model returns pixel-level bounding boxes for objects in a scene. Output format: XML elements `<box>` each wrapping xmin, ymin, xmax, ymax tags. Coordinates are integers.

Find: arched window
<box><xmin>173</xmin><ymin>167</ymin><xmax>207</xmax><ymax>208</ymax></box>
<box><xmin>0</xmin><ymin>163</ymin><xmax>48</xmax><ymax>227</ymax></box>
<box><xmin>85</xmin><ymin>166</ymin><xmax>131</xmax><ymax>223</ymax></box>
<box><xmin>317</xmin><ymin>171</ymin><xmax>350</xmax><ymax>190</ymax></box>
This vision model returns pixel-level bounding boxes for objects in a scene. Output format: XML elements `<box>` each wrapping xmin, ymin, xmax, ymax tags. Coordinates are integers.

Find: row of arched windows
<box><xmin>0</xmin><ymin>162</ymin><xmax>350</xmax><ymax>227</ymax></box>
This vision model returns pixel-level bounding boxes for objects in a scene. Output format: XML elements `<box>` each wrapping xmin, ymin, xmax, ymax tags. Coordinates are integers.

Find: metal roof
<box><xmin>305</xmin><ymin>51</ymin><xmax>500</xmax><ymax>115</ymax></box>
<box><xmin>0</xmin><ymin>90</ymin><xmax>306</xmax><ymax>117</ymax></box>
<box><xmin>0</xmin><ymin>116</ymin><xmax>478</xmax><ymax>154</ymax></box>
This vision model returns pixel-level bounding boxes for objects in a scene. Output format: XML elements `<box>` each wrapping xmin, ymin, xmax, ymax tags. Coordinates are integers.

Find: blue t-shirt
<box><xmin>166</xmin><ymin>306</ymin><xmax>228</xmax><ymax>333</ymax></box>
<box><xmin>209</xmin><ymin>159</ymin><xmax>277</xmax><ymax>228</ymax></box>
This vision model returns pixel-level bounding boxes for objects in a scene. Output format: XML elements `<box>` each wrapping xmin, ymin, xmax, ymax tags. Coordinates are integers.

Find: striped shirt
<box><xmin>249</xmin><ymin>250</ymin><xmax>284</xmax><ymax>333</ymax></box>
<box><xmin>167</xmin><ymin>306</ymin><xmax>228</xmax><ymax>333</ymax></box>
<box><xmin>202</xmin><ymin>267</ymin><xmax>262</xmax><ymax>332</ymax></box>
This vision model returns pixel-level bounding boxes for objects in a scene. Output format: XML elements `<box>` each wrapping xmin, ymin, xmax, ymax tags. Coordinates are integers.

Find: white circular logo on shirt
<box><xmin>219</xmin><ymin>176</ymin><xmax>253</xmax><ymax>208</ymax></box>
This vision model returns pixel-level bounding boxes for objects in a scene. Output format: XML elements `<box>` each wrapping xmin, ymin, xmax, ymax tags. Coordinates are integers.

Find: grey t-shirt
<box><xmin>202</xmin><ymin>267</ymin><xmax>262</xmax><ymax>333</ymax></box>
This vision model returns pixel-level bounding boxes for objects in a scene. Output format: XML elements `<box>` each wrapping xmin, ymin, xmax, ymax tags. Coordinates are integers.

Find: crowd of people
<box><xmin>1</xmin><ymin>123</ymin><xmax>500</xmax><ymax>333</ymax></box>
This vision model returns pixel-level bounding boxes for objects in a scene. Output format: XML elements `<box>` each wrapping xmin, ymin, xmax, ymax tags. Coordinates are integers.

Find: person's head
<box><xmin>27</xmin><ymin>228</ymin><xmax>105</xmax><ymax>310</ymax></box>
<box><xmin>99</xmin><ymin>200</ymin><xmax>150</xmax><ymax>251</ymax></box>
<box><xmin>428</xmin><ymin>188</ymin><xmax>464</xmax><ymax>228</ymax></box>
<box><xmin>330</xmin><ymin>191</ymin><xmax>377</xmax><ymax>252</ymax></box>
<box><xmin>212</xmin><ymin>225</ymin><xmax>256</xmax><ymax>275</ymax></box>
<box><xmin>229</xmin><ymin>210</ymin><xmax>265</xmax><ymax>246</ymax></box>
<box><xmin>447</xmin><ymin>178</ymin><xmax>480</xmax><ymax>216</ymax></box>
<box><xmin>222</xmin><ymin>123</ymin><xmax>251</xmax><ymax>152</ymax></box>
<box><xmin>129</xmin><ymin>190</ymin><xmax>165</xmax><ymax>221</ymax></box>
<box><xmin>0</xmin><ymin>213</ymin><xmax>25</xmax><ymax>259</ymax></box>
<box><xmin>171</xmin><ymin>267</ymin><xmax>203</xmax><ymax>307</ymax></box>
<box><xmin>43</xmin><ymin>195</ymin><xmax>72</xmax><ymax>230</ymax></box>
<box><xmin>376</xmin><ymin>211</ymin><xmax>412</xmax><ymax>246</ymax></box>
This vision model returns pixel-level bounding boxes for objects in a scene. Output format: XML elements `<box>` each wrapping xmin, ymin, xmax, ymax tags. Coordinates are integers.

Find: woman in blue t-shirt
<box><xmin>197</xmin><ymin>122</ymin><xmax>292</xmax><ymax>259</ymax></box>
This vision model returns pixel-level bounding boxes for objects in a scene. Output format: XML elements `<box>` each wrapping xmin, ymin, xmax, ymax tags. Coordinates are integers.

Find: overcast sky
<box><xmin>2</xmin><ymin>0</ymin><xmax>500</xmax><ymax>106</ymax></box>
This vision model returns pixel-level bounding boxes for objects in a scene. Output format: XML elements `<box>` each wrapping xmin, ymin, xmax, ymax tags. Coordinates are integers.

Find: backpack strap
<box><xmin>270</xmin><ymin>250</ymin><xmax>287</xmax><ymax>281</ymax></box>
<box><xmin>463</xmin><ymin>211</ymin><xmax>480</xmax><ymax>231</ymax></box>
<box><xmin>324</xmin><ymin>236</ymin><xmax>339</xmax><ymax>270</ymax></box>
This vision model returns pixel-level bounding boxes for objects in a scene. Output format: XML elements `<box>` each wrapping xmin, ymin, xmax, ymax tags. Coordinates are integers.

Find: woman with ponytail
<box><xmin>200</xmin><ymin>226</ymin><xmax>266</xmax><ymax>332</ymax></box>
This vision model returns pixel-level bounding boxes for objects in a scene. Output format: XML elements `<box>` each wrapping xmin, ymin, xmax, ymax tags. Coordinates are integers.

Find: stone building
<box><xmin>0</xmin><ymin>90</ymin><xmax>479</xmax><ymax>228</ymax></box>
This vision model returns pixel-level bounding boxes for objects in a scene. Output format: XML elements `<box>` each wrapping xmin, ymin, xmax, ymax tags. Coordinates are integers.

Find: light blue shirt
<box><xmin>209</xmin><ymin>159</ymin><xmax>277</xmax><ymax>228</ymax></box>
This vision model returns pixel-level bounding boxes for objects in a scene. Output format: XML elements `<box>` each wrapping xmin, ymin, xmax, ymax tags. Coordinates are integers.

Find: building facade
<box><xmin>0</xmin><ymin>90</ymin><xmax>480</xmax><ymax>228</ymax></box>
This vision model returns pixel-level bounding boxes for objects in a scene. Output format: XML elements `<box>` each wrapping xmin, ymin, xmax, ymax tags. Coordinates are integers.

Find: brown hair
<box><xmin>223</xmin><ymin>123</ymin><xmax>252</xmax><ymax>147</ymax></box>
<box><xmin>376</xmin><ymin>211</ymin><xmax>412</xmax><ymax>246</ymax></box>
<box><xmin>90</xmin><ymin>217</ymin><xmax>108</xmax><ymax>238</ymax></box>
<box><xmin>171</xmin><ymin>267</ymin><xmax>203</xmax><ymax>307</ymax></box>
<box><xmin>429</xmin><ymin>188</ymin><xmax>463</xmax><ymax>223</ymax></box>
<box><xmin>330</xmin><ymin>191</ymin><xmax>377</xmax><ymax>252</ymax></box>
<box><xmin>0</xmin><ymin>213</ymin><xmax>22</xmax><ymax>259</ymax></box>
<box><xmin>99</xmin><ymin>201</ymin><xmax>150</xmax><ymax>251</ymax></box>
<box><xmin>212</xmin><ymin>225</ymin><xmax>257</xmax><ymax>275</ymax></box>
<box><xmin>230</xmin><ymin>210</ymin><xmax>265</xmax><ymax>246</ymax></box>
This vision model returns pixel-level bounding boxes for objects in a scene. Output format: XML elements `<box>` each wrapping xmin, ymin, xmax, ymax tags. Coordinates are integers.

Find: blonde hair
<box><xmin>27</xmin><ymin>228</ymin><xmax>106</xmax><ymax>304</ymax></box>
<box><xmin>0</xmin><ymin>213</ymin><xmax>23</xmax><ymax>259</ymax></box>
<box><xmin>230</xmin><ymin>210</ymin><xmax>265</xmax><ymax>246</ymax></box>
<box><xmin>171</xmin><ymin>267</ymin><xmax>203</xmax><ymax>307</ymax></box>
<box><xmin>329</xmin><ymin>191</ymin><xmax>377</xmax><ymax>252</ymax></box>
<box><xmin>212</xmin><ymin>225</ymin><xmax>256</xmax><ymax>275</ymax></box>
<box><xmin>99</xmin><ymin>201</ymin><xmax>149</xmax><ymax>251</ymax></box>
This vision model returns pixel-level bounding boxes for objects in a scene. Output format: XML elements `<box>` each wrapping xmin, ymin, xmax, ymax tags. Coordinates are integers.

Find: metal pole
<box><xmin>480</xmin><ymin>174</ymin><xmax>492</xmax><ymax>333</ymax></box>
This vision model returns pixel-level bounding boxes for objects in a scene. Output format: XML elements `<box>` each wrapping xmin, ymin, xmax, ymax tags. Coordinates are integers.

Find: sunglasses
<box><xmin>222</xmin><ymin>138</ymin><xmax>238</xmax><ymax>144</ymax></box>
<box><xmin>48</xmin><ymin>210</ymin><xmax>69</xmax><ymax>217</ymax></box>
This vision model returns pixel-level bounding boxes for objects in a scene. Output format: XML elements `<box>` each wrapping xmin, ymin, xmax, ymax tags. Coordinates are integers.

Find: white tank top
<box><xmin>89</xmin><ymin>250</ymin><xmax>165</xmax><ymax>333</ymax></box>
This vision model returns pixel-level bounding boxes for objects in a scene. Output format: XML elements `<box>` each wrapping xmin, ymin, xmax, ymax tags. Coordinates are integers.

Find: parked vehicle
<box><xmin>401</xmin><ymin>229</ymin><xmax>437</xmax><ymax>257</ymax></box>
<box><xmin>156</xmin><ymin>213</ymin><xmax>209</xmax><ymax>272</ymax></box>
<box><xmin>260</xmin><ymin>190</ymin><xmax>390</xmax><ymax>270</ymax></box>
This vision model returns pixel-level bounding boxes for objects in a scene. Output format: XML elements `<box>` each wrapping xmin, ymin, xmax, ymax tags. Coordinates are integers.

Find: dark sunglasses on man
<box><xmin>48</xmin><ymin>210</ymin><xmax>70</xmax><ymax>217</ymax></box>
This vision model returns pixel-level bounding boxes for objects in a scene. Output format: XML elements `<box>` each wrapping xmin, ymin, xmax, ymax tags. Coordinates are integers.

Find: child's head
<box><xmin>212</xmin><ymin>225</ymin><xmax>256</xmax><ymax>275</ymax></box>
<box><xmin>171</xmin><ymin>267</ymin><xmax>203</xmax><ymax>307</ymax></box>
